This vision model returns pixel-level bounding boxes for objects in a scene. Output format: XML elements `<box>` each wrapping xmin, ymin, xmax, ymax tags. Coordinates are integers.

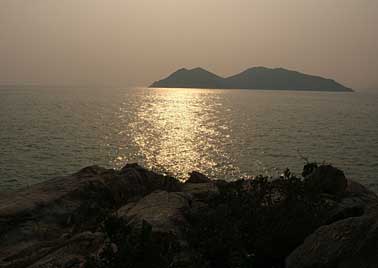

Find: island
<box><xmin>150</xmin><ymin>67</ymin><xmax>353</xmax><ymax>92</ymax></box>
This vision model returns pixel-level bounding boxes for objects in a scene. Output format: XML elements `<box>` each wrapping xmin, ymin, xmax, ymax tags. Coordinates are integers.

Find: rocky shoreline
<box><xmin>1</xmin><ymin>163</ymin><xmax>377</xmax><ymax>268</ymax></box>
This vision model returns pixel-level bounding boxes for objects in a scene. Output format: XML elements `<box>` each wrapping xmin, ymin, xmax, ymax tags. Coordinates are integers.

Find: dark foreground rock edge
<box><xmin>0</xmin><ymin>163</ymin><xmax>377</xmax><ymax>268</ymax></box>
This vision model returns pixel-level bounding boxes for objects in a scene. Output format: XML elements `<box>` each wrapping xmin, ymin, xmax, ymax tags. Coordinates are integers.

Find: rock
<box><xmin>229</xmin><ymin>178</ymin><xmax>377</xmax><ymax>262</ymax></box>
<box><xmin>75</xmin><ymin>165</ymin><xmax>110</xmax><ymax>177</ymax></box>
<box><xmin>63</xmin><ymin>258</ymin><xmax>81</xmax><ymax>268</ymax></box>
<box><xmin>305</xmin><ymin>165</ymin><xmax>347</xmax><ymax>195</ymax></box>
<box><xmin>286</xmin><ymin>209</ymin><xmax>378</xmax><ymax>268</ymax></box>
<box><xmin>115</xmin><ymin>201</ymin><xmax>137</xmax><ymax>216</ymax></box>
<box><xmin>1</xmin><ymin>231</ymin><xmax>105</xmax><ymax>268</ymax></box>
<box><xmin>302</xmin><ymin>162</ymin><xmax>318</xmax><ymax>177</ymax></box>
<box><xmin>319</xmin><ymin>180</ymin><xmax>378</xmax><ymax>225</ymax></box>
<box><xmin>325</xmin><ymin>179</ymin><xmax>377</xmax><ymax>220</ymax></box>
<box><xmin>119</xmin><ymin>191</ymin><xmax>191</xmax><ymax>237</ymax></box>
<box><xmin>346</xmin><ymin>180</ymin><xmax>378</xmax><ymax>206</ymax></box>
<box><xmin>115</xmin><ymin>163</ymin><xmax>181</xmax><ymax>202</ymax></box>
<box><xmin>1</xmin><ymin>163</ymin><xmax>377</xmax><ymax>268</ymax></box>
<box><xmin>116</xmin><ymin>191</ymin><xmax>194</xmax><ymax>268</ymax></box>
<box><xmin>286</xmin><ymin>180</ymin><xmax>378</xmax><ymax>268</ymax></box>
<box><xmin>186</xmin><ymin>171</ymin><xmax>211</xmax><ymax>184</ymax></box>
<box><xmin>182</xmin><ymin>183</ymin><xmax>219</xmax><ymax>201</ymax></box>
<box><xmin>0</xmin><ymin>170</ymin><xmax>114</xmax><ymax>265</ymax></box>
<box><xmin>0</xmin><ymin>164</ymin><xmax>180</xmax><ymax>268</ymax></box>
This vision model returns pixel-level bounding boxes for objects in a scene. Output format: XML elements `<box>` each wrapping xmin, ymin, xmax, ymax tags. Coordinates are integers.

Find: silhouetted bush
<box><xmin>185</xmin><ymin>169</ymin><xmax>332</xmax><ymax>268</ymax></box>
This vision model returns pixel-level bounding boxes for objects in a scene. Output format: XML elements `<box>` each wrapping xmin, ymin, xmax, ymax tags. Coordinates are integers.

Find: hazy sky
<box><xmin>1</xmin><ymin>0</ymin><xmax>377</xmax><ymax>89</ymax></box>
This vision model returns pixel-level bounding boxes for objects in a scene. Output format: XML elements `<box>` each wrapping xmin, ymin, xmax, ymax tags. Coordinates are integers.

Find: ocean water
<box><xmin>0</xmin><ymin>86</ymin><xmax>377</xmax><ymax>192</ymax></box>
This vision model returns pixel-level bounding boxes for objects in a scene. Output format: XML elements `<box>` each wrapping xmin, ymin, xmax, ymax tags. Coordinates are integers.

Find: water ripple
<box><xmin>0</xmin><ymin>87</ymin><xmax>377</xmax><ymax>191</ymax></box>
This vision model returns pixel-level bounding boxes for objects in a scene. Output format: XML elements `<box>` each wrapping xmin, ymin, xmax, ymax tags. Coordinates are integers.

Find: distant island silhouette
<box><xmin>150</xmin><ymin>67</ymin><xmax>353</xmax><ymax>92</ymax></box>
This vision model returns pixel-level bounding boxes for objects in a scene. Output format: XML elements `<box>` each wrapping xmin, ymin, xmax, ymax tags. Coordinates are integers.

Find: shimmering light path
<box><xmin>0</xmin><ymin>87</ymin><xmax>377</xmax><ymax>191</ymax></box>
<box><xmin>114</xmin><ymin>89</ymin><xmax>243</xmax><ymax>180</ymax></box>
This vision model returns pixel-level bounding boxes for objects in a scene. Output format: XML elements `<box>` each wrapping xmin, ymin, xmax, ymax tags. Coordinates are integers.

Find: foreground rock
<box><xmin>0</xmin><ymin>164</ymin><xmax>179</xmax><ymax>268</ymax></box>
<box><xmin>305</xmin><ymin>164</ymin><xmax>348</xmax><ymax>195</ymax></box>
<box><xmin>0</xmin><ymin>163</ymin><xmax>377</xmax><ymax>268</ymax></box>
<box><xmin>118</xmin><ymin>191</ymin><xmax>191</xmax><ymax>237</ymax></box>
<box><xmin>287</xmin><ymin>209</ymin><xmax>378</xmax><ymax>268</ymax></box>
<box><xmin>287</xmin><ymin>179</ymin><xmax>378</xmax><ymax>268</ymax></box>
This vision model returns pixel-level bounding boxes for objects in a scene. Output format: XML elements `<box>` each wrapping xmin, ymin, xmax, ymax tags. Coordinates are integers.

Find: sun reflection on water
<box><xmin>113</xmin><ymin>88</ymin><xmax>243</xmax><ymax>180</ymax></box>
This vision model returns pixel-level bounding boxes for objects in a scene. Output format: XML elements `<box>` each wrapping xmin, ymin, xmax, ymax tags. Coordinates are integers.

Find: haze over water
<box><xmin>1</xmin><ymin>86</ymin><xmax>377</xmax><ymax>192</ymax></box>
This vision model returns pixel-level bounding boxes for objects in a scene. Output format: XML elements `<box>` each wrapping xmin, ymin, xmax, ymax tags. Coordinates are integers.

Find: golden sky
<box><xmin>0</xmin><ymin>0</ymin><xmax>377</xmax><ymax>89</ymax></box>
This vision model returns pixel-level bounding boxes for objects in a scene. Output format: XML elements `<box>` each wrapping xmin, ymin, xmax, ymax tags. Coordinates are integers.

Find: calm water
<box><xmin>0</xmin><ymin>86</ymin><xmax>377</xmax><ymax>192</ymax></box>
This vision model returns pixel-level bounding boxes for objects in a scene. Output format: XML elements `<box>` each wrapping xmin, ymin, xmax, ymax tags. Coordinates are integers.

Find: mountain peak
<box><xmin>190</xmin><ymin>67</ymin><xmax>206</xmax><ymax>71</ymax></box>
<box><xmin>247</xmin><ymin>66</ymin><xmax>270</xmax><ymax>71</ymax></box>
<box><xmin>150</xmin><ymin>67</ymin><xmax>223</xmax><ymax>89</ymax></box>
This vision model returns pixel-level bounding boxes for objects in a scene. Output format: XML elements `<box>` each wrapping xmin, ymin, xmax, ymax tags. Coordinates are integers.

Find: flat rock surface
<box><xmin>120</xmin><ymin>191</ymin><xmax>191</xmax><ymax>236</ymax></box>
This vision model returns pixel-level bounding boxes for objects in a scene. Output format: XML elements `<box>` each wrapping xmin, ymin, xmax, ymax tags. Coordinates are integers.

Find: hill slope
<box><xmin>150</xmin><ymin>67</ymin><xmax>224</xmax><ymax>89</ymax></box>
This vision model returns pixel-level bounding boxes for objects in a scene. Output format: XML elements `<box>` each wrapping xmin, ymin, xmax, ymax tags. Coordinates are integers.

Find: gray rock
<box><xmin>287</xmin><ymin>180</ymin><xmax>378</xmax><ymax>268</ymax></box>
<box><xmin>114</xmin><ymin>191</ymin><xmax>197</xmax><ymax>268</ymax></box>
<box><xmin>0</xmin><ymin>164</ymin><xmax>180</xmax><ymax>268</ymax></box>
<box><xmin>186</xmin><ymin>171</ymin><xmax>211</xmax><ymax>184</ymax></box>
<box><xmin>322</xmin><ymin>180</ymin><xmax>378</xmax><ymax>225</ymax></box>
<box><xmin>63</xmin><ymin>258</ymin><xmax>81</xmax><ymax>268</ymax></box>
<box><xmin>182</xmin><ymin>183</ymin><xmax>219</xmax><ymax>201</ymax></box>
<box><xmin>119</xmin><ymin>191</ymin><xmax>191</xmax><ymax>237</ymax></box>
<box><xmin>305</xmin><ymin>165</ymin><xmax>348</xmax><ymax>195</ymax></box>
<box><xmin>286</xmin><ymin>210</ymin><xmax>378</xmax><ymax>268</ymax></box>
<box><xmin>1</xmin><ymin>231</ymin><xmax>105</xmax><ymax>268</ymax></box>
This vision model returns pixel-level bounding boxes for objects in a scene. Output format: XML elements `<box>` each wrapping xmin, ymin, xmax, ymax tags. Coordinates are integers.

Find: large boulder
<box><xmin>0</xmin><ymin>164</ymin><xmax>180</xmax><ymax>268</ymax></box>
<box><xmin>323</xmin><ymin>180</ymin><xmax>378</xmax><ymax>225</ymax></box>
<box><xmin>115</xmin><ymin>191</ymin><xmax>195</xmax><ymax>268</ymax></box>
<box><xmin>186</xmin><ymin>171</ymin><xmax>211</xmax><ymax>184</ymax></box>
<box><xmin>19</xmin><ymin>232</ymin><xmax>104</xmax><ymax>268</ymax></box>
<box><xmin>286</xmin><ymin>180</ymin><xmax>378</xmax><ymax>268</ymax></box>
<box><xmin>182</xmin><ymin>183</ymin><xmax>219</xmax><ymax>201</ymax></box>
<box><xmin>119</xmin><ymin>190</ymin><xmax>191</xmax><ymax>237</ymax></box>
<box><xmin>305</xmin><ymin>165</ymin><xmax>348</xmax><ymax>195</ymax></box>
<box><xmin>116</xmin><ymin>163</ymin><xmax>181</xmax><ymax>202</ymax></box>
<box><xmin>286</xmin><ymin>209</ymin><xmax>378</xmax><ymax>268</ymax></box>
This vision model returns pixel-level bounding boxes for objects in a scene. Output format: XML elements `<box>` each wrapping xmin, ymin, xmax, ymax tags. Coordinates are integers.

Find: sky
<box><xmin>0</xmin><ymin>0</ymin><xmax>377</xmax><ymax>89</ymax></box>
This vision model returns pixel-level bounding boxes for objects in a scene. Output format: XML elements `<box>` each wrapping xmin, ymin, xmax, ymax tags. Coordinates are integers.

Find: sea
<box><xmin>0</xmin><ymin>86</ymin><xmax>377</xmax><ymax>192</ymax></box>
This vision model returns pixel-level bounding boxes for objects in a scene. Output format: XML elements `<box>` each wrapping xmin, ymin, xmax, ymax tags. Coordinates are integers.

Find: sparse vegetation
<box><xmin>3</xmin><ymin>163</ymin><xmax>370</xmax><ymax>268</ymax></box>
<box><xmin>85</xmin><ymin>216</ymin><xmax>180</xmax><ymax>268</ymax></box>
<box><xmin>184</xmin><ymin>169</ymin><xmax>334</xmax><ymax>268</ymax></box>
<box><xmin>86</xmin><ymin>166</ymin><xmax>336</xmax><ymax>268</ymax></box>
